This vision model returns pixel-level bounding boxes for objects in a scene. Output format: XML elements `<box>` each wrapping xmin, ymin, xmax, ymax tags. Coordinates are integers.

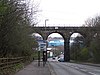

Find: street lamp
<box><xmin>45</xmin><ymin>19</ymin><xmax>49</xmax><ymax>35</ymax></box>
<box><xmin>45</xmin><ymin>19</ymin><xmax>49</xmax><ymax>27</ymax></box>
<box><xmin>43</xmin><ymin>19</ymin><xmax>49</xmax><ymax>66</ymax></box>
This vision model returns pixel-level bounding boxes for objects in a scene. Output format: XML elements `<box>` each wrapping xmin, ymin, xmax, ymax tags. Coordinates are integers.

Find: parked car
<box><xmin>58</xmin><ymin>57</ymin><xmax>64</xmax><ymax>62</ymax></box>
<box><xmin>52</xmin><ymin>57</ymin><xmax>55</xmax><ymax>60</ymax></box>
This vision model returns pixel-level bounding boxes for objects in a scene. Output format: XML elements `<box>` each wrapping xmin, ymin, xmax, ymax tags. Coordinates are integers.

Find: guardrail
<box><xmin>0</xmin><ymin>57</ymin><xmax>24</xmax><ymax>70</ymax></box>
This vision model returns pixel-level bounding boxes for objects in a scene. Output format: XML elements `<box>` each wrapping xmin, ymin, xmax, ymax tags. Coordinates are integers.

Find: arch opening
<box><xmin>69</xmin><ymin>33</ymin><xmax>85</xmax><ymax>61</ymax></box>
<box><xmin>32</xmin><ymin>33</ymin><xmax>43</xmax><ymax>40</ymax></box>
<box><xmin>47</xmin><ymin>33</ymin><xmax>64</xmax><ymax>60</ymax></box>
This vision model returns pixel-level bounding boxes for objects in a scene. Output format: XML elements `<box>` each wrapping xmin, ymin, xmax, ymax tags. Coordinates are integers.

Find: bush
<box><xmin>77</xmin><ymin>48</ymin><xmax>90</xmax><ymax>61</ymax></box>
<box><xmin>90</xmin><ymin>39</ymin><xmax>100</xmax><ymax>63</ymax></box>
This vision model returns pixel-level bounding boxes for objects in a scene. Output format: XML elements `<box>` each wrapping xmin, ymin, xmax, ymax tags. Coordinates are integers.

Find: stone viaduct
<box><xmin>32</xmin><ymin>26</ymin><xmax>99</xmax><ymax>62</ymax></box>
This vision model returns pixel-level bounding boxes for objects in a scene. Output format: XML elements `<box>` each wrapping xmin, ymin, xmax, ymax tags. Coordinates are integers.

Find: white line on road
<box><xmin>88</xmin><ymin>72</ymin><xmax>97</xmax><ymax>75</ymax></box>
<box><xmin>80</xmin><ymin>69</ymin><xmax>87</xmax><ymax>72</ymax></box>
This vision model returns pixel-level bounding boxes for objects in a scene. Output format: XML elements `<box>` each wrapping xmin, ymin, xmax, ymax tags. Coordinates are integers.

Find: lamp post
<box><xmin>43</xmin><ymin>19</ymin><xmax>49</xmax><ymax>66</ymax></box>
<box><xmin>45</xmin><ymin>19</ymin><xmax>49</xmax><ymax>29</ymax></box>
<box><xmin>45</xmin><ymin>19</ymin><xmax>49</xmax><ymax>36</ymax></box>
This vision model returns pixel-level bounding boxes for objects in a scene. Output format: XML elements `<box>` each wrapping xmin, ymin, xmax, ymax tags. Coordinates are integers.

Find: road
<box><xmin>49</xmin><ymin>61</ymin><xmax>100</xmax><ymax>75</ymax></box>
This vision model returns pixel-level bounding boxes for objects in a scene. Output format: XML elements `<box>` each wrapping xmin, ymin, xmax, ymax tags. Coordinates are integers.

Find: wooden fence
<box><xmin>0</xmin><ymin>57</ymin><xmax>24</xmax><ymax>70</ymax></box>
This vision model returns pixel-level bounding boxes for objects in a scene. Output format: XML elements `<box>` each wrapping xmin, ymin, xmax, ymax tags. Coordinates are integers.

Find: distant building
<box><xmin>48</xmin><ymin>40</ymin><xmax>64</xmax><ymax>47</ymax></box>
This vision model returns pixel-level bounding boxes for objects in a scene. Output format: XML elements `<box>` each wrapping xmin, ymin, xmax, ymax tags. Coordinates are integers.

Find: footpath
<box><xmin>14</xmin><ymin>61</ymin><xmax>53</xmax><ymax>75</ymax></box>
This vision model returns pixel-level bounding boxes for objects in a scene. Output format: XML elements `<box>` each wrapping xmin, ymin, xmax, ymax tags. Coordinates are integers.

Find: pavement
<box><xmin>14</xmin><ymin>61</ymin><xmax>54</xmax><ymax>75</ymax></box>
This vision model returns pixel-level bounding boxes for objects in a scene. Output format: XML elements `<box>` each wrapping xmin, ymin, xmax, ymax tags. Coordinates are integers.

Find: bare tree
<box><xmin>83</xmin><ymin>15</ymin><xmax>100</xmax><ymax>62</ymax></box>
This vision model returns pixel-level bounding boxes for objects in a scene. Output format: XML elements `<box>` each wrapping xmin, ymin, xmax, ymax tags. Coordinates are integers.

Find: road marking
<box><xmin>70</xmin><ymin>66</ymin><xmax>97</xmax><ymax>75</ymax></box>
<box><xmin>88</xmin><ymin>72</ymin><xmax>96</xmax><ymax>75</ymax></box>
<box><xmin>80</xmin><ymin>69</ymin><xmax>87</xmax><ymax>72</ymax></box>
<box><xmin>74</xmin><ymin>66</ymin><xmax>79</xmax><ymax>69</ymax></box>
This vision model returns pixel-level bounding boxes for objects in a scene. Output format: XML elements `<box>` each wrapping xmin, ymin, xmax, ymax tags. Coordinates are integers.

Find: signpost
<box><xmin>38</xmin><ymin>46</ymin><xmax>40</xmax><ymax>66</ymax></box>
<box><xmin>41</xmin><ymin>43</ymin><xmax>47</xmax><ymax>67</ymax></box>
<box><xmin>38</xmin><ymin>42</ymin><xmax>47</xmax><ymax>67</ymax></box>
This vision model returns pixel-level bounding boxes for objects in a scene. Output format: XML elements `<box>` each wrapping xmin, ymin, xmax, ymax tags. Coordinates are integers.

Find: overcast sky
<box><xmin>32</xmin><ymin>0</ymin><xmax>100</xmax><ymax>27</ymax></box>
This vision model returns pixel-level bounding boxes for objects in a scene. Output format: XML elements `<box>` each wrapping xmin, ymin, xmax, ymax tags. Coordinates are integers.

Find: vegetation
<box><xmin>0</xmin><ymin>0</ymin><xmax>38</xmax><ymax>58</ymax></box>
<box><xmin>0</xmin><ymin>0</ymin><xmax>39</xmax><ymax>74</ymax></box>
<box><xmin>70</xmin><ymin>15</ymin><xmax>100</xmax><ymax>63</ymax></box>
<box><xmin>70</xmin><ymin>35</ymin><xmax>85</xmax><ymax>61</ymax></box>
<box><xmin>84</xmin><ymin>16</ymin><xmax>100</xmax><ymax>63</ymax></box>
<box><xmin>0</xmin><ymin>63</ymin><xmax>24</xmax><ymax>75</ymax></box>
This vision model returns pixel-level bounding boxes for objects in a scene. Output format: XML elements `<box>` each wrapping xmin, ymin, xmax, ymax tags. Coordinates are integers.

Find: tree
<box><xmin>70</xmin><ymin>35</ymin><xmax>84</xmax><ymax>61</ymax></box>
<box><xmin>78</xmin><ymin>48</ymin><xmax>90</xmax><ymax>61</ymax></box>
<box><xmin>0</xmin><ymin>0</ymin><xmax>38</xmax><ymax>57</ymax></box>
<box><xmin>84</xmin><ymin>15</ymin><xmax>100</xmax><ymax>62</ymax></box>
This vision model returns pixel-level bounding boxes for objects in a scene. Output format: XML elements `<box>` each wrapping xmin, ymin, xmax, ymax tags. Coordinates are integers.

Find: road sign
<box><xmin>39</xmin><ymin>43</ymin><xmax>46</xmax><ymax>50</ymax></box>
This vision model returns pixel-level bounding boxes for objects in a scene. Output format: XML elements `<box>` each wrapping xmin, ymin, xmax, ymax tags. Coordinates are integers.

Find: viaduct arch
<box><xmin>32</xmin><ymin>26</ymin><xmax>98</xmax><ymax>62</ymax></box>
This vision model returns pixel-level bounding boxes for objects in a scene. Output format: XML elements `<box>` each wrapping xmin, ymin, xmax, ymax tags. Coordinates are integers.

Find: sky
<box><xmin>33</xmin><ymin>0</ymin><xmax>100</xmax><ymax>27</ymax></box>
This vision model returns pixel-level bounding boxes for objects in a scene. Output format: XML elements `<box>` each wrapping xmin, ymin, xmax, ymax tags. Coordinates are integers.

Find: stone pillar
<box><xmin>64</xmin><ymin>37</ymin><xmax>70</xmax><ymax>62</ymax></box>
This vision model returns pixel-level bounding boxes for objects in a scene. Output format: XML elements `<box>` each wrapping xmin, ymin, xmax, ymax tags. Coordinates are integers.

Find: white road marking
<box><xmin>80</xmin><ymin>69</ymin><xmax>87</xmax><ymax>72</ymax></box>
<box><xmin>88</xmin><ymin>72</ymin><xmax>97</xmax><ymax>75</ymax></box>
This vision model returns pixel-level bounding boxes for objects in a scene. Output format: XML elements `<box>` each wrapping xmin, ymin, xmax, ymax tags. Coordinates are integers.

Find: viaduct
<box><xmin>32</xmin><ymin>26</ymin><xmax>99</xmax><ymax>62</ymax></box>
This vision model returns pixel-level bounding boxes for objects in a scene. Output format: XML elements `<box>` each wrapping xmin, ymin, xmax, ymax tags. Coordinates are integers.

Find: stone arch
<box><xmin>32</xmin><ymin>33</ymin><xmax>43</xmax><ymax>40</ymax></box>
<box><xmin>69</xmin><ymin>31</ymin><xmax>86</xmax><ymax>38</ymax></box>
<box><xmin>47</xmin><ymin>32</ymin><xmax>64</xmax><ymax>58</ymax></box>
<box><xmin>46</xmin><ymin>32</ymin><xmax>65</xmax><ymax>40</ymax></box>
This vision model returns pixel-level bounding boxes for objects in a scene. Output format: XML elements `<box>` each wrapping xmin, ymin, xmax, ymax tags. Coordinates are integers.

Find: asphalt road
<box><xmin>49</xmin><ymin>61</ymin><xmax>100</xmax><ymax>75</ymax></box>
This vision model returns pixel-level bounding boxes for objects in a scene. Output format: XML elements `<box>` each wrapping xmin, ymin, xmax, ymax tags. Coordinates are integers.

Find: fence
<box><xmin>0</xmin><ymin>57</ymin><xmax>24</xmax><ymax>70</ymax></box>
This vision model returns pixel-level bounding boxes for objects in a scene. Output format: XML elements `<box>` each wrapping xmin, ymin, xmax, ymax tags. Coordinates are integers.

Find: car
<box><xmin>52</xmin><ymin>57</ymin><xmax>55</xmax><ymax>60</ymax></box>
<box><xmin>58</xmin><ymin>57</ymin><xmax>64</xmax><ymax>62</ymax></box>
